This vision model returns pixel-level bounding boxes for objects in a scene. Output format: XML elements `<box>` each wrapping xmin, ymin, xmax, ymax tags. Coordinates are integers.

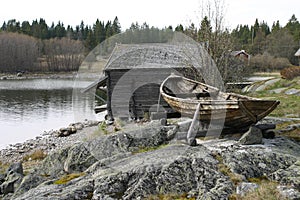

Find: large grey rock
<box><xmin>90</xmin><ymin>145</ymin><xmax>233</xmax><ymax>200</ymax></box>
<box><xmin>6</xmin><ymin>162</ymin><xmax>23</xmax><ymax>175</ymax></box>
<box><xmin>14</xmin><ymin>178</ymin><xmax>94</xmax><ymax>200</ymax></box>
<box><xmin>277</xmin><ymin>185</ymin><xmax>300</xmax><ymax>200</ymax></box>
<box><xmin>3</xmin><ymin>122</ymin><xmax>300</xmax><ymax>200</ymax></box>
<box><xmin>38</xmin><ymin>146</ymin><xmax>70</xmax><ymax>177</ymax></box>
<box><xmin>239</xmin><ymin>126</ymin><xmax>263</xmax><ymax>145</ymax></box>
<box><xmin>221</xmin><ymin>142</ymin><xmax>298</xmax><ymax>179</ymax></box>
<box><xmin>0</xmin><ymin>174</ymin><xmax>5</xmax><ymax>185</ymax></box>
<box><xmin>11</xmin><ymin>172</ymin><xmax>46</xmax><ymax>198</ymax></box>
<box><xmin>285</xmin><ymin>88</ymin><xmax>300</xmax><ymax>95</ymax></box>
<box><xmin>12</xmin><ymin>145</ymin><xmax>234</xmax><ymax>200</ymax></box>
<box><xmin>270</xmin><ymin>160</ymin><xmax>300</xmax><ymax>190</ymax></box>
<box><xmin>255</xmin><ymin>78</ymin><xmax>280</xmax><ymax>91</ymax></box>
<box><xmin>63</xmin><ymin>143</ymin><xmax>98</xmax><ymax>173</ymax></box>
<box><xmin>269</xmin><ymin>87</ymin><xmax>287</xmax><ymax>94</ymax></box>
<box><xmin>0</xmin><ymin>162</ymin><xmax>24</xmax><ymax>195</ymax></box>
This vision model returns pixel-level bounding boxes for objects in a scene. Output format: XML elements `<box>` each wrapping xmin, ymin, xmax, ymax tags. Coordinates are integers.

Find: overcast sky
<box><xmin>1</xmin><ymin>0</ymin><xmax>300</xmax><ymax>30</ymax></box>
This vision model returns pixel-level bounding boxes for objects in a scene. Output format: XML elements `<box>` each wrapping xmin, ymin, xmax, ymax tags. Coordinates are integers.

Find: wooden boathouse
<box><xmin>96</xmin><ymin>43</ymin><xmax>206</xmax><ymax>121</ymax></box>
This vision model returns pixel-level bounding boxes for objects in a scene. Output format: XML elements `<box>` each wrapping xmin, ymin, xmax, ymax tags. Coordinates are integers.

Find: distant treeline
<box><xmin>0</xmin><ymin>14</ymin><xmax>299</xmax><ymax>74</ymax></box>
<box><xmin>1</xmin><ymin>17</ymin><xmax>121</xmax><ymax>50</ymax></box>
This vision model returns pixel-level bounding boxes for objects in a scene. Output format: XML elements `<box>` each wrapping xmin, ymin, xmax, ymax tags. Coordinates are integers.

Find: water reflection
<box><xmin>0</xmin><ymin>78</ymin><xmax>96</xmax><ymax>149</ymax></box>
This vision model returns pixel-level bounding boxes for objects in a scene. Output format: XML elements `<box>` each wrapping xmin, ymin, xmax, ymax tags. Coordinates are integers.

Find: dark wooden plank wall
<box><xmin>106</xmin><ymin>67</ymin><xmax>202</xmax><ymax>119</ymax></box>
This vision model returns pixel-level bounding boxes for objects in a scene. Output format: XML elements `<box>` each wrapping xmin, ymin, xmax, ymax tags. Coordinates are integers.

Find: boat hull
<box><xmin>160</xmin><ymin>75</ymin><xmax>280</xmax><ymax>129</ymax></box>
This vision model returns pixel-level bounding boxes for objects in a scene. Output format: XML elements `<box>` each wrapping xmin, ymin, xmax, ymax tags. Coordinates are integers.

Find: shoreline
<box><xmin>0</xmin><ymin>71</ymin><xmax>77</xmax><ymax>80</ymax></box>
<box><xmin>1</xmin><ymin>116</ymin><xmax>299</xmax><ymax>164</ymax></box>
<box><xmin>0</xmin><ymin>120</ymin><xmax>101</xmax><ymax>164</ymax></box>
<box><xmin>0</xmin><ymin>117</ymin><xmax>299</xmax><ymax>199</ymax></box>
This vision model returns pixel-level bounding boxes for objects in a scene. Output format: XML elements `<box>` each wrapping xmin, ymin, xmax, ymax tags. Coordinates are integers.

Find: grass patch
<box><xmin>132</xmin><ymin>144</ymin><xmax>168</xmax><ymax>154</ymax></box>
<box><xmin>250</xmin><ymin>92</ymin><xmax>300</xmax><ymax>118</ymax></box>
<box><xmin>247</xmin><ymin>176</ymin><xmax>269</xmax><ymax>184</ymax></box>
<box><xmin>53</xmin><ymin>172</ymin><xmax>85</xmax><ymax>185</ymax></box>
<box><xmin>99</xmin><ymin>121</ymin><xmax>108</xmax><ymax>135</ymax></box>
<box><xmin>275</xmin><ymin>121</ymin><xmax>300</xmax><ymax>142</ymax></box>
<box><xmin>280</xmin><ymin>129</ymin><xmax>300</xmax><ymax>142</ymax></box>
<box><xmin>22</xmin><ymin>149</ymin><xmax>47</xmax><ymax>161</ymax></box>
<box><xmin>146</xmin><ymin>193</ymin><xmax>195</xmax><ymax>200</ymax></box>
<box><xmin>0</xmin><ymin>161</ymin><xmax>10</xmax><ymax>174</ymax></box>
<box><xmin>229</xmin><ymin>180</ymin><xmax>287</xmax><ymax>200</ymax></box>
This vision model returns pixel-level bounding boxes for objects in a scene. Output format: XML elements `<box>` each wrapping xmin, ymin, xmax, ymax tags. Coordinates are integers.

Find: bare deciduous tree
<box><xmin>196</xmin><ymin>0</ymin><xmax>251</xmax><ymax>84</ymax></box>
<box><xmin>0</xmin><ymin>32</ymin><xmax>40</xmax><ymax>72</ymax></box>
<box><xmin>44</xmin><ymin>38</ymin><xmax>86</xmax><ymax>71</ymax></box>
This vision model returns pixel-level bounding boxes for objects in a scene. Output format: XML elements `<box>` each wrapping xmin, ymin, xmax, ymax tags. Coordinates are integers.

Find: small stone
<box><xmin>187</xmin><ymin>138</ymin><xmax>197</xmax><ymax>146</ymax></box>
<box><xmin>67</xmin><ymin>125</ymin><xmax>77</xmax><ymax>134</ymax></box>
<box><xmin>239</xmin><ymin>126</ymin><xmax>263</xmax><ymax>145</ymax></box>
<box><xmin>285</xmin><ymin>88</ymin><xmax>300</xmax><ymax>95</ymax></box>
<box><xmin>262</xmin><ymin>129</ymin><xmax>275</xmax><ymax>139</ymax></box>
<box><xmin>150</xmin><ymin>112</ymin><xmax>167</xmax><ymax>120</ymax></box>
<box><xmin>16</xmin><ymin>72</ymin><xmax>23</xmax><ymax>77</ymax></box>
<box><xmin>160</xmin><ymin>118</ymin><xmax>167</xmax><ymax>126</ymax></box>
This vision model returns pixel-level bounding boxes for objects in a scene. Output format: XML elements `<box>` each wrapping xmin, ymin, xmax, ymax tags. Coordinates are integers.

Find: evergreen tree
<box><xmin>260</xmin><ymin>21</ymin><xmax>271</xmax><ymax>36</ymax></box>
<box><xmin>198</xmin><ymin>16</ymin><xmax>212</xmax><ymax>42</ymax></box>
<box><xmin>186</xmin><ymin>23</ymin><xmax>197</xmax><ymax>40</ymax></box>
<box><xmin>105</xmin><ymin>21</ymin><xmax>113</xmax><ymax>38</ymax></box>
<box><xmin>7</xmin><ymin>19</ymin><xmax>20</xmax><ymax>32</ymax></box>
<box><xmin>112</xmin><ymin>16</ymin><xmax>121</xmax><ymax>35</ymax></box>
<box><xmin>175</xmin><ymin>24</ymin><xmax>184</xmax><ymax>32</ymax></box>
<box><xmin>285</xmin><ymin>14</ymin><xmax>300</xmax><ymax>41</ymax></box>
<box><xmin>271</xmin><ymin>20</ymin><xmax>281</xmax><ymax>32</ymax></box>
<box><xmin>39</xmin><ymin>18</ymin><xmax>49</xmax><ymax>39</ymax></box>
<box><xmin>93</xmin><ymin>19</ymin><xmax>105</xmax><ymax>44</ymax></box>
<box><xmin>1</xmin><ymin>22</ymin><xmax>7</xmax><ymax>31</ymax></box>
<box><xmin>66</xmin><ymin>25</ymin><xmax>74</xmax><ymax>39</ymax></box>
<box><xmin>48</xmin><ymin>22</ymin><xmax>56</xmax><ymax>38</ymax></box>
<box><xmin>54</xmin><ymin>21</ymin><xmax>66</xmax><ymax>38</ymax></box>
<box><xmin>21</xmin><ymin>21</ymin><xmax>31</xmax><ymax>35</ymax></box>
<box><xmin>85</xmin><ymin>28</ymin><xmax>96</xmax><ymax>50</ymax></box>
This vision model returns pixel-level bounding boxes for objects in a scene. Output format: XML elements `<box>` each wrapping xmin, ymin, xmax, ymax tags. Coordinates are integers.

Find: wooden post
<box><xmin>187</xmin><ymin>103</ymin><xmax>201</xmax><ymax>146</ymax></box>
<box><xmin>106</xmin><ymin>71</ymin><xmax>114</xmax><ymax>123</ymax></box>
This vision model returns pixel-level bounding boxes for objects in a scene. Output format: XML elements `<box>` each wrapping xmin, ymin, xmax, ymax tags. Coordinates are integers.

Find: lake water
<box><xmin>0</xmin><ymin>78</ymin><xmax>100</xmax><ymax>149</ymax></box>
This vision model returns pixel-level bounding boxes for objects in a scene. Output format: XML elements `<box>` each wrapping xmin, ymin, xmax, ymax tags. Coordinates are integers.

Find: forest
<box><xmin>0</xmin><ymin>14</ymin><xmax>299</xmax><ymax>82</ymax></box>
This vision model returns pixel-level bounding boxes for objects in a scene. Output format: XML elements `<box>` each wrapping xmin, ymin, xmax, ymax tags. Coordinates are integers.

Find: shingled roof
<box><xmin>104</xmin><ymin>43</ymin><xmax>197</xmax><ymax>70</ymax></box>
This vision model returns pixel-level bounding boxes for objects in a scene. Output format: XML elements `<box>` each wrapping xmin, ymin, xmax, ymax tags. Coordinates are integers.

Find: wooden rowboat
<box><xmin>160</xmin><ymin>75</ymin><xmax>280</xmax><ymax>129</ymax></box>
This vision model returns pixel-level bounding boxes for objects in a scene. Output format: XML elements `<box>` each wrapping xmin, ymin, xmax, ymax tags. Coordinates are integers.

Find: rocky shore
<box><xmin>0</xmin><ymin>118</ymin><xmax>300</xmax><ymax>199</ymax></box>
<box><xmin>0</xmin><ymin>72</ymin><xmax>77</xmax><ymax>80</ymax></box>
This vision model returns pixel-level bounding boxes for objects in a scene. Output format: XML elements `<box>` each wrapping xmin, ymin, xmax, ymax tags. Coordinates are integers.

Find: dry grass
<box><xmin>211</xmin><ymin>152</ymin><xmax>243</xmax><ymax>186</ymax></box>
<box><xmin>0</xmin><ymin>160</ymin><xmax>10</xmax><ymax>174</ymax></box>
<box><xmin>280</xmin><ymin>66</ymin><xmax>300</xmax><ymax>80</ymax></box>
<box><xmin>53</xmin><ymin>172</ymin><xmax>85</xmax><ymax>185</ymax></box>
<box><xmin>22</xmin><ymin>149</ymin><xmax>47</xmax><ymax>161</ymax></box>
<box><xmin>229</xmin><ymin>181</ymin><xmax>287</xmax><ymax>200</ymax></box>
<box><xmin>146</xmin><ymin>193</ymin><xmax>195</xmax><ymax>200</ymax></box>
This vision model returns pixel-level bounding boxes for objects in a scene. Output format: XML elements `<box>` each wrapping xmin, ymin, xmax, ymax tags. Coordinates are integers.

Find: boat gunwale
<box><xmin>160</xmin><ymin>74</ymin><xmax>278</xmax><ymax>104</ymax></box>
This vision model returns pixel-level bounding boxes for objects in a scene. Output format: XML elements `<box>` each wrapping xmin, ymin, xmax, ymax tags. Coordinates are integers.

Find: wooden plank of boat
<box><xmin>95</xmin><ymin>104</ymin><xmax>107</xmax><ymax>113</ymax></box>
<box><xmin>160</xmin><ymin>74</ymin><xmax>280</xmax><ymax>128</ymax></box>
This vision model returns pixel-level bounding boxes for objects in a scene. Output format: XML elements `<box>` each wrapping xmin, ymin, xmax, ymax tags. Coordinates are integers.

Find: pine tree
<box><xmin>55</xmin><ymin>21</ymin><xmax>66</xmax><ymax>38</ymax></box>
<box><xmin>271</xmin><ymin>20</ymin><xmax>281</xmax><ymax>33</ymax></box>
<box><xmin>21</xmin><ymin>21</ymin><xmax>31</xmax><ymax>35</ymax></box>
<box><xmin>198</xmin><ymin>16</ymin><xmax>212</xmax><ymax>42</ymax></box>
<box><xmin>112</xmin><ymin>16</ymin><xmax>121</xmax><ymax>35</ymax></box>
<box><xmin>285</xmin><ymin>14</ymin><xmax>300</xmax><ymax>41</ymax></box>
<box><xmin>175</xmin><ymin>24</ymin><xmax>184</xmax><ymax>32</ymax></box>
<box><xmin>93</xmin><ymin>19</ymin><xmax>105</xmax><ymax>44</ymax></box>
